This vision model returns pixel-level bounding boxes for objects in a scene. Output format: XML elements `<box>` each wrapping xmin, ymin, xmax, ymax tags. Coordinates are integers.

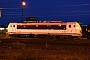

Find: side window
<box><xmin>10</xmin><ymin>25</ymin><xmax>12</xmax><ymax>27</ymax></box>
<box><xmin>74</xmin><ymin>25</ymin><xmax>75</xmax><ymax>27</ymax></box>
<box><xmin>69</xmin><ymin>25</ymin><xmax>71</xmax><ymax>28</ymax></box>
<box><xmin>13</xmin><ymin>25</ymin><xmax>15</xmax><ymax>27</ymax></box>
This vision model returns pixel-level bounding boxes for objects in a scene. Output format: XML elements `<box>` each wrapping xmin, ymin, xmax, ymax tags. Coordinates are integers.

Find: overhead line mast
<box><xmin>21</xmin><ymin>0</ymin><xmax>26</xmax><ymax>22</ymax></box>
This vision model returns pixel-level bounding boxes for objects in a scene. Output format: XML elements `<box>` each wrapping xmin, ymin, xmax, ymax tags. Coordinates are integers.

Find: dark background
<box><xmin>0</xmin><ymin>0</ymin><xmax>90</xmax><ymax>27</ymax></box>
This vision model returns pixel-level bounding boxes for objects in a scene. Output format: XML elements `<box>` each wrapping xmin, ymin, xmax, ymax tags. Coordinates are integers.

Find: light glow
<box><xmin>22</xmin><ymin>2</ymin><xmax>26</xmax><ymax>6</ymax></box>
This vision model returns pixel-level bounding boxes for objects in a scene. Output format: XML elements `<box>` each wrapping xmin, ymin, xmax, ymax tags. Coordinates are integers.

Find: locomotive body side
<box><xmin>6</xmin><ymin>22</ymin><xmax>82</xmax><ymax>38</ymax></box>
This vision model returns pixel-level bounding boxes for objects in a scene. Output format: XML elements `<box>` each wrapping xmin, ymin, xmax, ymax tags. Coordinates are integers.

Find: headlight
<box><xmin>76</xmin><ymin>27</ymin><xmax>79</xmax><ymax>29</ymax></box>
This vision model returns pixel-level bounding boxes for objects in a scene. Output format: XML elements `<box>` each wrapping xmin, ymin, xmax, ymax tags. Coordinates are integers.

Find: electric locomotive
<box><xmin>6</xmin><ymin>20</ymin><xmax>82</xmax><ymax>39</ymax></box>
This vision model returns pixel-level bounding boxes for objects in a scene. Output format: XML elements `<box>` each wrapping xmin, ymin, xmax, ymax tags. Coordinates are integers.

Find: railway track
<box><xmin>0</xmin><ymin>38</ymin><xmax>90</xmax><ymax>46</ymax></box>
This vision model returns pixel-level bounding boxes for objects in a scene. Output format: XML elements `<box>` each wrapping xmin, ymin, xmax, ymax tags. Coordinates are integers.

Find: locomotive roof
<box><xmin>8</xmin><ymin>22</ymin><xmax>80</xmax><ymax>27</ymax></box>
<box><xmin>9</xmin><ymin>21</ymin><xmax>77</xmax><ymax>25</ymax></box>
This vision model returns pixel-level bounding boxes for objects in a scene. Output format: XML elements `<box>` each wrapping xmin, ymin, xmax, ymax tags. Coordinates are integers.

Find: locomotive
<box><xmin>81</xmin><ymin>24</ymin><xmax>90</xmax><ymax>39</ymax></box>
<box><xmin>6</xmin><ymin>19</ymin><xmax>82</xmax><ymax>39</ymax></box>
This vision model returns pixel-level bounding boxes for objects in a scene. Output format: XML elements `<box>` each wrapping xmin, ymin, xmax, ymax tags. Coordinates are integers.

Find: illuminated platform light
<box><xmin>22</xmin><ymin>1</ymin><xmax>26</xmax><ymax>6</ymax></box>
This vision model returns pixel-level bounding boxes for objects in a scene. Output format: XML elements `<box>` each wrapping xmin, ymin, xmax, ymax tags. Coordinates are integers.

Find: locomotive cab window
<box><xmin>74</xmin><ymin>25</ymin><xmax>75</xmax><ymax>27</ymax></box>
<box><xmin>10</xmin><ymin>25</ymin><xmax>12</xmax><ymax>27</ymax></box>
<box><xmin>69</xmin><ymin>25</ymin><xmax>71</xmax><ymax>28</ymax></box>
<box><xmin>13</xmin><ymin>25</ymin><xmax>15</xmax><ymax>27</ymax></box>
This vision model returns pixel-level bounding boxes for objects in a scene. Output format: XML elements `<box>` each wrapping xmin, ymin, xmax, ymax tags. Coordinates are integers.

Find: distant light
<box><xmin>0</xmin><ymin>28</ymin><xmax>4</xmax><ymax>30</ymax></box>
<box><xmin>22</xmin><ymin>2</ymin><xmax>26</xmax><ymax>6</ymax></box>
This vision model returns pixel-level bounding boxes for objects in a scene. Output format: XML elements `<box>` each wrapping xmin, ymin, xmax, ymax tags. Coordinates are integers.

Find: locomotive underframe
<box><xmin>7</xmin><ymin>32</ymin><xmax>81</xmax><ymax>39</ymax></box>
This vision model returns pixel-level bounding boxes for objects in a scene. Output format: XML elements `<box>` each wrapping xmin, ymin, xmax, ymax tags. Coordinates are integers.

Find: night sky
<box><xmin>0</xmin><ymin>0</ymin><xmax>90</xmax><ymax>26</ymax></box>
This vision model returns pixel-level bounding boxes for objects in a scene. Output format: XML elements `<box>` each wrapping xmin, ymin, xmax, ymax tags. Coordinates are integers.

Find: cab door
<box><xmin>72</xmin><ymin>24</ymin><xmax>76</xmax><ymax>33</ymax></box>
<box><xmin>67</xmin><ymin>24</ymin><xmax>76</xmax><ymax>33</ymax></box>
<box><xmin>67</xmin><ymin>25</ymin><xmax>72</xmax><ymax>33</ymax></box>
<box><xmin>9</xmin><ymin>25</ymin><xmax>16</xmax><ymax>32</ymax></box>
<box><xmin>12</xmin><ymin>25</ymin><xmax>16</xmax><ymax>32</ymax></box>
